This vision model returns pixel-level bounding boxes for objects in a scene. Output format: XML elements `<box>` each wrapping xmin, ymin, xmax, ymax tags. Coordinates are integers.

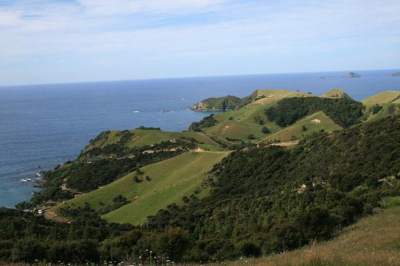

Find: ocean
<box><xmin>1</xmin><ymin>70</ymin><xmax>399</xmax><ymax>207</ymax></box>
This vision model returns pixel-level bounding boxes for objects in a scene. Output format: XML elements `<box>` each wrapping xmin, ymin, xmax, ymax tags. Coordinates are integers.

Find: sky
<box><xmin>0</xmin><ymin>0</ymin><xmax>399</xmax><ymax>85</ymax></box>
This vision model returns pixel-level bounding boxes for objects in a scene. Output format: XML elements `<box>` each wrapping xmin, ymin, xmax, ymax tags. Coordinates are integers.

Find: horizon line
<box><xmin>1</xmin><ymin>67</ymin><xmax>399</xmax><ymax>88</ymax></box>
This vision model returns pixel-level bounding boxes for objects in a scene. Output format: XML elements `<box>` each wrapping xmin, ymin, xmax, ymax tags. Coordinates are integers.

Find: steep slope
<box><xmin>262</xmin><ymin>111</ymin><xmax>342</xmax><ymax>143</ymax></box>
<box><xmin>247</xmin><ymin>204</ymin><xmax>400</xmax><ymax>266</ymax></box>
<box><xmin>60</xmin><ymin>151</ymin><xmax>228</xmax><ymax>225</ymax></box>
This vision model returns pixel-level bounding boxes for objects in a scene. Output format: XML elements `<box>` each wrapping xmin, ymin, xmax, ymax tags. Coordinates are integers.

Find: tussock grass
<box><xmin>198</xmin><ymin>207</ymin><xmax>400</xmax><ymax>266</ymax></box>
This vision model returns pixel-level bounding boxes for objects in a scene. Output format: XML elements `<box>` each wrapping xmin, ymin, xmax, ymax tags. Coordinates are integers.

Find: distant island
<box><xmin>392</xmin><ymin>71</ymin><xmax>400</xmax><ymax>77</ymax></box>
<box><xmin>347</xmin><ymin>71</ymin><xmax>361</xmax><ymax>78</ymax></box>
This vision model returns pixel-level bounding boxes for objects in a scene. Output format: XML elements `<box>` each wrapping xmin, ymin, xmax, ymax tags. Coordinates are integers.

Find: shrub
<box><xmin>240</xmin><ymin>242</ymin><xmax>261</xmax><ymax>257</ymax></box>
<box><xmin>262</xmin><ymin>126</ymin><xmax>271</xmax><ymax>134</ymax></box>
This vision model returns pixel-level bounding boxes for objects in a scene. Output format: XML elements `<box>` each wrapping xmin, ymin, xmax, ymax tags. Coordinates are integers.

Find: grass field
<box><xmin>61</xmin><ymin>151</ymin><xmax>228</xmax><ymax>225</ymax></box>
<box><xmin>261</xmin><ymin>111</ymin><xmax>342</xmax><ymax>143</ymax></box>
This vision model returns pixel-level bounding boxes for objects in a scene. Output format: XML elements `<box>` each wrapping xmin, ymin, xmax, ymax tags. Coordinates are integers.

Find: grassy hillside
<box><xmin>86</xmin><ymin>128</ymin><xmax>221</xmax><ymax>152</ymax></box>
<box><xmin>61</xmin><ymin>151</ymin><xmax>228</xmax><ymax>225</ymax></box>
<box><xmin>240</xmin><ymin>204</ymin><xmax>400</xmax><ymax>266</ymax></box>
<box><xmin>200</xmin><ymin>90</ymin><xmax>311</xmax><ymax>142</ymax></box>
<box><xmin>321</xmin><ymin>88</ymin><xmax>351</xmax><ymax>99</ymax></box>
<box><xmin>262</xmin><ymin>111</ymin><xmax>342</xmax><ymax>143</ymax></box>
<box><xmin>362</xmin><ymin>90</ymin><xmax>400</xmax><ymax>107</ymax></box>
<box><xmin>366</xmin><ymin>103</ymin><xmax>400</xmax><ymax>122</ymax></box>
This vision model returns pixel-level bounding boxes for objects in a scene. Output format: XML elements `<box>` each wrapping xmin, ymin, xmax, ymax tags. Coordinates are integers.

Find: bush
<box><xmin>240</xmin><ymin>242</ymin><xmax>261</xmax><ymax>257</ymax></box>
<box><xmin>371</xmin><ymin>104</ymin><xmax>383</xmax><ymax>114</ymax></box>
<box><xmin>248</xmin><ymin>134</ymin><xmax>256</xmax><ymax>140</ymax></box>
<box><xmin>189</xmin><ymin>114</ymin><xmax>218</xmax><ymax>131</ymax></box>
<box><xmin>262</xmin><ymin>126</ymin><xmax>271</xmax><ymax>134</ymax></box>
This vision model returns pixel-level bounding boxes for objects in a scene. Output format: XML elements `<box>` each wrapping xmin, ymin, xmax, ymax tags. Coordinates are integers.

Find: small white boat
<box><xmin>21</xmin><ymin>179</ymin><xmax>28</xmax><ymax>182</ymax></box>
<box><xmin>132</xmin><ymin>110</ymin><xmax>140</xmax><ymax>113</ymax></box>
<box><xmin>35</xmin><ymin>172</ymin><xmax>42</xmax><ymax>178</ymax></box>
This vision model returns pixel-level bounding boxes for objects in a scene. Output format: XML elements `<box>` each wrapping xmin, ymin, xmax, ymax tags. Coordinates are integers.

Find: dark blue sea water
<box><xmin>1</xmin><ymin>70</ymin><xmax>399</xmax><ymax>207</ymax></box>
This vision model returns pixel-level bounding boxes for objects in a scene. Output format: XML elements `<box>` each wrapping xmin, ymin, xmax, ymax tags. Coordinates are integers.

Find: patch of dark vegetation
<box><xmin>0</xmin><ymin>206</ymin><xmax>132</xmax><ymax>264</ymax></box>
<box><xmin>262</xmin><ymin>126</ymin><xmax>271</xmax><ymax>134</ymax></box>
<box><xmin>138</xmin><ymin>126</ymin><xmax>161</xmax><ymax>130</ymax></box>
<box><xmin>266</xmin><ymin>97</ymin><xmax>364</xmax><ymax>127</ymax></box>
<box><xmin>189</xmin><ymin>114</ymin><xmax>218</xmax><ymax>131</ymax></box>
<box><xmin>370</xmin><ymin>104</ymin><xmax>383</xmax><ymax>115</ymax></box>
<box><xmin>98</xmin><ymin>195</ymin><xmax>129</xmax><ymax>214</ymax></box>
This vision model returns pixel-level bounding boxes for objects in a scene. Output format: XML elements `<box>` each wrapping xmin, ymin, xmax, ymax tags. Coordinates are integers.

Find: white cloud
<box><xmin>0</xmin><ymin>10</ymin><xmax>23</xmax><ymax>27</ymax></box>
<box><xmin>77</xmin><ymin>0</ymin><xmax>227</xmax><ymax>16</ymax></box>
<box><xmin>0</xmin><ymin>0</ymin><xmax>399</xmax><ymax>84</ymax></box>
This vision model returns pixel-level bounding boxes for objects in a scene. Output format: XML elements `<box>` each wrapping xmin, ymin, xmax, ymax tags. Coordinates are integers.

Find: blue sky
<box><xmin>0</xmin><ymin>0</ymin><xmax>399</xmax><ymax>85</ymax></box>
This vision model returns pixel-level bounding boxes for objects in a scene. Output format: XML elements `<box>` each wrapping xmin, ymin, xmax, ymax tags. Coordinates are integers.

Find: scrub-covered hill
<box><xmin>143</xmin><ymin>115</ymin><xmax>400</xmax><ymax>262</ymax></box>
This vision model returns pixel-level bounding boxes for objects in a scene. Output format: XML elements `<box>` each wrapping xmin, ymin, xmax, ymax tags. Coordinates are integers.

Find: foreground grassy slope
<box><xmin>232</xmin><ymin>205</ymin><xmax>400</xmax><ymax>266</ymax></box>
<box><xmin>262</xmin><ymin>111</ymin><xmax>342</xmax><ymax>143</ymax></box>
<box><xmin>62</xmin><ymin>151</ymin><xmax>228</xmax><ymax>225</ymax></box>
